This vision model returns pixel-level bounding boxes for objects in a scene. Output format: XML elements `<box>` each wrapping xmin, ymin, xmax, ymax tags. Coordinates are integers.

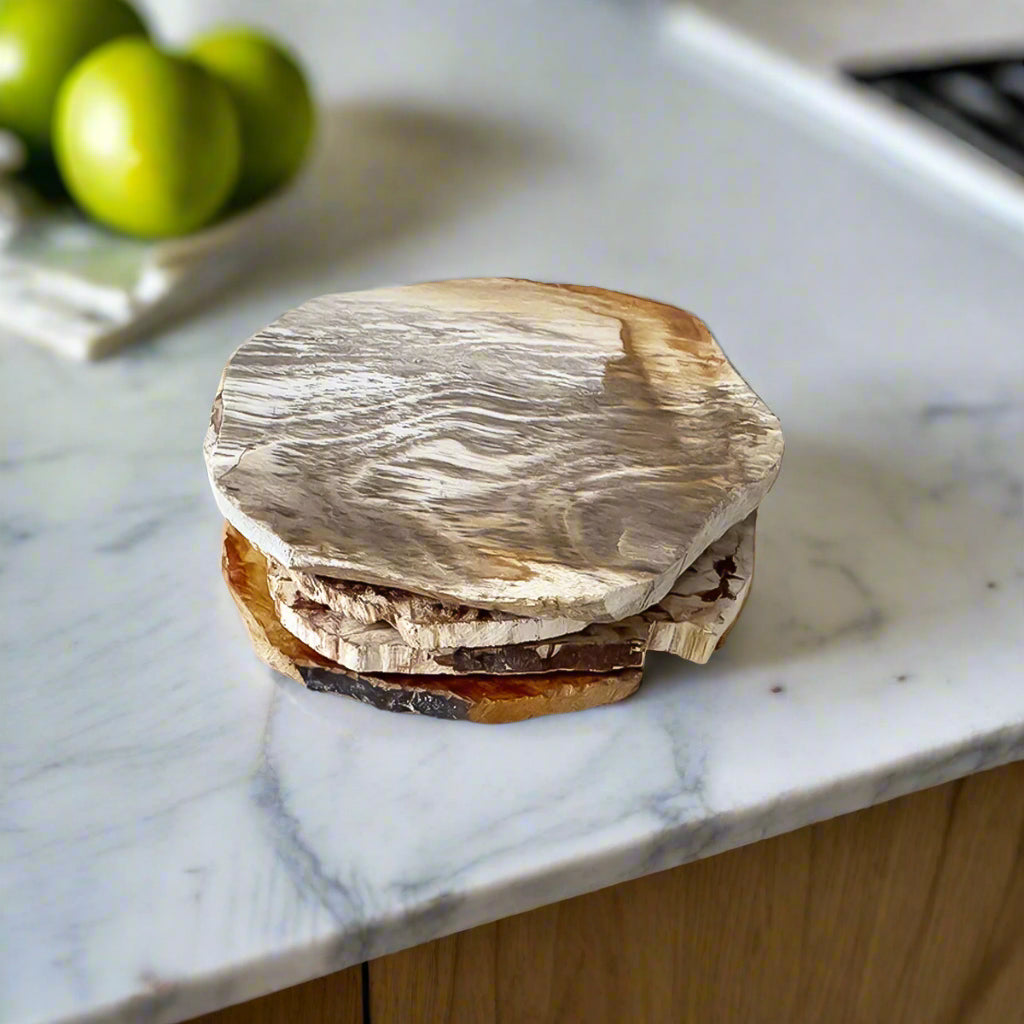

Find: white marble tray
<box><xmin>0</xmin><ymin>150</ymin><xmax>301</xmax><ymax>360</ymax></box>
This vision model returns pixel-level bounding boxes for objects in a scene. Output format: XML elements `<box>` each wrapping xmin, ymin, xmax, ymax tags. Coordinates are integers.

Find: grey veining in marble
<box><xmin>2</xmin><ymin>1</ymin><xmax>1023</xmax><ymax>1023</ymax></box>
<box><xmin>204</xmin><ymin>279</ymin><xmax>783</xmax><ymax>622</ymax></box>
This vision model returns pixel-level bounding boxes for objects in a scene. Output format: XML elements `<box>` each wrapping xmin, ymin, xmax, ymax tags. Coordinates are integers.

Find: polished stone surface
<box><xmin>204</xmin><ymin>279</ymin><xmax>782</xmax><ymax>622</ymax></box>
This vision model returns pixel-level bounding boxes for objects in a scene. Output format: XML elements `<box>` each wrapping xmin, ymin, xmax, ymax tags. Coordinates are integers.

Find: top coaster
<box><xmin>204</xmin><ymin>279</ymin><xmax>782</xmax><ymax>622</ymax></box>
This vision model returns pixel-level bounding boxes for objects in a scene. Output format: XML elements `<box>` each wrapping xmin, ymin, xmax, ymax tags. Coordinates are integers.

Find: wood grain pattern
<box><xmin>369</xmin><ymin>759</ymin><xmax>1024</xmax><ymax>1024</ymax></box>
<box><xmin>221</xmin><ymin>521</ymin><xmax>333</xmax><ymax>682</ymax></box>
<box><xmin>205</xmin><ymin>279</ymin><xmax>783</xmax><ymax>622</ymax></box>
<box><xmin>268</xmin><ymin>514</ymin><xmax>755</xmax><ymax>671</ymax></box>
<box><xmin>277</xmin><ymin>565</ymin><xmax>592</xmax><ymax>649</ymax></box>
<box><xmin>301</xmin><ymin>664</ymin><xmax>643</xmax><ymax>724</ymax></box>
<box><xmin>222</xmin><ymin>523</ymin><xmax>642</xmax><ymax>722</ymax></box>
<box><xmin>269</xmin><ymin>575</ymin><xmax>647</xmax><ymax>674</ymax></box>
<box><xmin>185</xmin><ymin>964</ymin><xmax>362</xmax><ymax>1024</ymax></box>
<box><xmin>643</xmin><ymin>510</ymin><xmax>755</xmax><ymax>663</ymax></box>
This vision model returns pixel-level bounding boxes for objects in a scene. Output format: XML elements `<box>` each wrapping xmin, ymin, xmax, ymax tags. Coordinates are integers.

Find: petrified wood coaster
<box><xmin>205</xmin><ymin>279</ymin><xmax>783</xmax><ymax>622</ymax></box>
<box><xmin>300</xmin><ymin>666</ymin><xmax>642</xmax><ymax>724</ymax></box>
<box><xmin>221</xmin><ymin>521</ymin><xmax>335</xmax><ymax>679</ymax></box>
<box><xmin>269</xmin><ymin>563</ymin><xmax>591</xmax><ymax>649</ymax></box>
<box><xmin>221</xmin><ymin>524</ymin><xmax>643</xmax><ymax>724</ymax></box>
<box><xmin>645</xmin><ymin>512</ymin><xmax>755</xmax><ymax>664</ymax></box>
<box><xmin>269</xmin><ymin>575</ymin><xmax>646</xmax><ymax>674</ymax></box>
<box><xmin>267</xmin><ymin>514</ymin><xmax>756</xmax><ymax>674</ymax></box>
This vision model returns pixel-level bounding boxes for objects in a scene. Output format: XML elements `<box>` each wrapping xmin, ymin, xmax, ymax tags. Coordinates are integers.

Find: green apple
<box><xmin>54</xmin><ymin>38</ymin><xmax>241</xmax><ymax>238</ymax></box>
<box><xmin>189</xmin><ymin>26</ymin><xmax>314</xmax><ymax>205</ymax></box>
<box><xmin>0</xmin><ymin>0</ymin><xmax>147</xmax><ymax>157</ymax></box>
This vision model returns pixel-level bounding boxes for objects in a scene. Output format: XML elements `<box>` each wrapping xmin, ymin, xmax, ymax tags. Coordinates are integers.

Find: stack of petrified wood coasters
<box><xmin>204</xmin><ymin>279</ymin><xmax>783</xmax><ymax>723</ymax></box>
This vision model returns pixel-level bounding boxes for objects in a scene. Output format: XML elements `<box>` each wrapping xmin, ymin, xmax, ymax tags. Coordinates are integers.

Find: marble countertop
<box><xmin>2</xmin><ymin>2</ymin><xmax>1023</xmax><ymax>1022</ymax></box>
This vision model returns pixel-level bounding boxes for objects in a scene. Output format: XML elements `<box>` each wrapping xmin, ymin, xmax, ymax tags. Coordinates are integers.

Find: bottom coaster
<box><xmin>221</xmin><ymin>523</ymin><xmax>642</xmax><ymax>724</ymax></box>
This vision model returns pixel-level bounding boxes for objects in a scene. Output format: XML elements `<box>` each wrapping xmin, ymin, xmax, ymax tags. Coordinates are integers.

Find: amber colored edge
<box><xmin>220</xmin><ymin>523</ymin><xmax>644</xmax><ymax>724</ymax></box>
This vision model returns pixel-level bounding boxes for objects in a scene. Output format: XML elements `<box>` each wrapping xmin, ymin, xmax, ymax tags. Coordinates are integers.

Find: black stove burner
<box><xmin>848</xmin><ymin>54</ymin><xmax>1024</xmax><ymax>176</ymax></box>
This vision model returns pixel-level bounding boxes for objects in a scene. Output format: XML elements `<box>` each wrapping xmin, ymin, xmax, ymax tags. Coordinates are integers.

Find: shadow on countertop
<box><xmin>230</xmin><ymin>99</ymin><xmax>566</xmax><ymax>296</ymax></box>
